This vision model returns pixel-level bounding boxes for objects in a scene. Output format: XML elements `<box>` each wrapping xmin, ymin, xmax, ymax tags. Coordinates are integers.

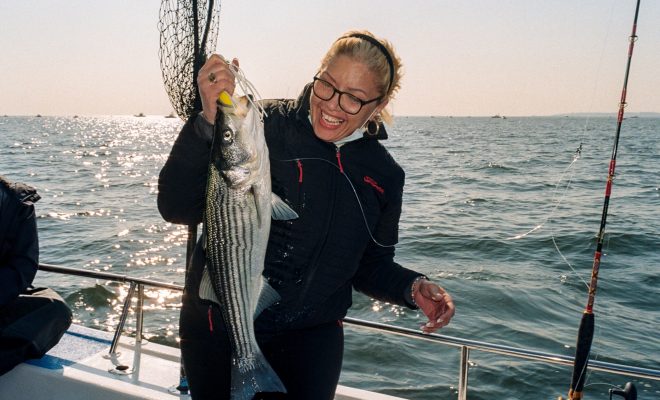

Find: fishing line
<box><xmin>217</xmin><ymin>57</ymin><xmax>388</xmax><ymax>248</ymax></box>
<box><xmin>565</xmin><ymin>0</ymin><xmax>641</xmax><ymax>397</ymax></box>
<box><xmin>504</xmin><ymin>144</ymin><xmax>581</xmax><ymax>241</ymax></box>
<box><xmin>553</xmin><ymin>3</ymin><xmax>629</xmax><ymax>389</ymax></box>
<box><xmin>498</xmin><ymin>5</ymin><xmax>634</xmax><ymax>393</ymax></box>
<box><xmin>275</xmin><ymin>156</ymin><xmax>396</xmax><ymax>248</ymax></box>
<box><xmin>503</xmin><ymin>0</ymin><xmax>620</xmax><ymax>290</ymax></box>
<box><xmin>501</xmin><ymin>144</ymin><xmax>591</xmax><ymax>289</ymax></box>
<box><xmin>583</xmin><ymin>382</ymin><xmax>629</xmax><ymax>392</ymax></box>
<box><xmin>549</xmin><ymin>1</ymin><xmax>618</xmax><ymax>289</ymax></box>
<box><xmin>222</xmin><ymin>59</ymin><xmax>268</xmax><ymax>119</ymax></box>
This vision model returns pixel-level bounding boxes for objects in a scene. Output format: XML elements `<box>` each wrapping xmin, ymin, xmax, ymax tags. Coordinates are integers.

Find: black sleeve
<box><xmin>352</xmin><ymin>170</ymin><xmax>422</xmax><ymax>309</ymax></box>
<box><xmin>353</xmin><ymin>244</ymin><xmax>421</xmax><ymax>309</ymax></box>
<box><xmin>0</xmin><ymin>202</ymin><xmax>39</xmax><ymax>306</ymax></box>
<box><xmin>157</xmin><ymin>114</ymin><xmax>213</xmax><ymax>225</ymax></box>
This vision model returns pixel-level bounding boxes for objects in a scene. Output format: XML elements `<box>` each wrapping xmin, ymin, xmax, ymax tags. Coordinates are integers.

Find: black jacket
<box><xmin>158</xmin><ymin>85</ymin><xmax>421</xmax><ymax>331</ymax></box>
<box><xmin>0</xmin><ymin>176</ymin><xmax>40</xmax><ymax>307</ymax></box>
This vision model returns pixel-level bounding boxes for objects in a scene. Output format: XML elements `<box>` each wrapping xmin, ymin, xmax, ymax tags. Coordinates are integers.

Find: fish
<box><xmin>198</xmin><ymin>95</ymin><xmax>297</xmax><ymax>399</ymax></box>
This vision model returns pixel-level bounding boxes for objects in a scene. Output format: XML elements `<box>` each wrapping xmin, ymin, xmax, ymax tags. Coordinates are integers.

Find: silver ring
<box><xmin>208</xmin><ymin>72</ymin><xmax>216</xmax><ymax>83</ymax></box>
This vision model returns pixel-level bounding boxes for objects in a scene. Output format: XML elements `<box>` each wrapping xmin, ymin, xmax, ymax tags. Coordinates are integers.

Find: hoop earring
<box><xmin>365</xmin><ymin>119</ymin><xmax>380</xmax><ymax>136</ymax></box>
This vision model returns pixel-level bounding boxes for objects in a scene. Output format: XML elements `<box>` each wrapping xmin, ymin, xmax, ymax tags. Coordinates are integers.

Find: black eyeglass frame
<box><xmin>312</xmin><ymin>76</ymin><xmax>383</xmax><ymax>115</ymax></box>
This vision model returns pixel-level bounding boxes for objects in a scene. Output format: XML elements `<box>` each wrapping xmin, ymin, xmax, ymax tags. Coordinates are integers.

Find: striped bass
<box><xmin>199</xmin><ymin>95</ymin><xmax>297</xmax><ymax>399</ymax></box>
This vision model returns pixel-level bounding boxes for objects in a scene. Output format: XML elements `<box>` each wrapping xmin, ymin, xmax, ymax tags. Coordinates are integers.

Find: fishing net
<box><xmin>158</xmin><ymin>1</ymin><xmax>223</xmax><ymax>393</ymax></box>
<box><xmin>158</xmin><ymin>0</ymin><xmax>222</xmax><ymax>121</ymax></box>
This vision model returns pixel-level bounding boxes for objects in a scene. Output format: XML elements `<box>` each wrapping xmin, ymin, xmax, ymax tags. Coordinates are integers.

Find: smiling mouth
<box><xmin>321</xmin><ymin>111</ymin><xmax>344</xmax><ymax>126</ymax></box>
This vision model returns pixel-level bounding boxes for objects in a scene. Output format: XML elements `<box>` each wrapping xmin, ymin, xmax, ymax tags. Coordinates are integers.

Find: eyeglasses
<box><xmin>312</xmin><ymin>76</ymin><xmax>382</xmax><ymax>115</ymax></box>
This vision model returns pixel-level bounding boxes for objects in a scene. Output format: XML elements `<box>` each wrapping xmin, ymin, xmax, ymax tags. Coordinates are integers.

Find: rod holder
<box><xmin>108</xmin><ymin>282</ymin><xmax>137</xmax><ymax>356</ymax></box>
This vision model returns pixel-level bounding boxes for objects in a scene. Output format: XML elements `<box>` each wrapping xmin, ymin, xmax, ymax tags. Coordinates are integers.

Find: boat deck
<box><xmin>0</xmin><ymin>324</ymin><xmax>404</xmax><ymax>400</ymax></box>
<box><xmin>13</xmin><ymin>264</ymin><xmax>656</xmax><ymax>399</ymax></box>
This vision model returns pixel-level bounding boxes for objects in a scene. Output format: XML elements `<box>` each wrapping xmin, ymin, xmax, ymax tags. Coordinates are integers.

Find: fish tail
<box><xmin>230</xmin><ymin>352</ymin><xmax>286</xmax><ymax>400</ymax></box>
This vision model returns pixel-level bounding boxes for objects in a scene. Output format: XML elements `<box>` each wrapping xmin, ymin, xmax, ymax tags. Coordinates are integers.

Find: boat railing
<box><xmin>38</xmin><ymin>263</ymin><xmax>660</xmax><ymax>400</ymax></box>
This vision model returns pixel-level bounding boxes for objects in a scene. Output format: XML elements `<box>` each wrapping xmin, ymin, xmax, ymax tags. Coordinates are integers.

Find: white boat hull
<box><xmin>0</xmin><ymin>324</ymin><xmax>405</xmax><ymax>400</ymax></box>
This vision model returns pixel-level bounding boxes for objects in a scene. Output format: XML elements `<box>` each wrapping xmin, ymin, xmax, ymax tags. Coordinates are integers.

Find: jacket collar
<box><xmin>293</xmin><ymin>83</ymin><xmax>388</xmax><ymax>141</ymax></box>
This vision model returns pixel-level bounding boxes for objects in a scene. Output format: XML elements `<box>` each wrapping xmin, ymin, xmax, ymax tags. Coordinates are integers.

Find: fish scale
<box><xmin>208</xmin><ymin>175</ymin><xmax>255</xmax><ymax>355</ymax></box>
<box><xmin>199</xmin><ymin>96</ymin><xmax>298</xmax><ymax>399</ymax></box>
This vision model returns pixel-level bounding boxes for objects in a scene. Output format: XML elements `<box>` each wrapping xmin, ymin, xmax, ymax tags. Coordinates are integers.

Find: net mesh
<box><xmin>158</xmin><ymin>0</ymin><xmax>222</xmax><ymax>121</ymax></box>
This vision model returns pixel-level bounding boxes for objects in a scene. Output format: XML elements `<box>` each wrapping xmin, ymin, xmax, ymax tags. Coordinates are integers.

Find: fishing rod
<box><xmin>564</xmin><ymin>1</ymin><xmax>641</xmax><ymax>399</ymax></box>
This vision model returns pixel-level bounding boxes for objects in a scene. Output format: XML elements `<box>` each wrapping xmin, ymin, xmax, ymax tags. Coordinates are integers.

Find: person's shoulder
<box><xmin>260</xmin><ymin>98</ymin><xmax>297</xmax><ymax>119</ymax></box>
<box><xmin>382</xmin><ymin>149</ymin><xmax>405</xmax><ymax>185</ymax></box>
<box><xmin>364</xmin><ymin>140</ymin><xmax>403</xmax><ymax>170</ymax></box>
<box><xmin>261</xmin><ymin>85</ymin><xmax>311</xmax><ymax>119</ymax></box>
<box><xmin>0</xmin><ymin>175</ymin><xmax>40</xmax><ymax>206</ymax></box>
<box><xmin>355</xmin><ymin>140</ymin><xmax>405</xmax><ymax>188</ymax></box>
<box><xmin>0</xmin><ymin>176</ymin><xmax>10</xmax><ymax>196</ymax></box>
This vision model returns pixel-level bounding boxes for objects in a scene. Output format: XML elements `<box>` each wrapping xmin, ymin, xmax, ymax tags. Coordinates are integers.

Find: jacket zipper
<box><xmin>296</xmin><ymin>159</ymin><xmax>303</xmax><ymax>183</ymax></box>
<box><xmin>207</xmin><ymin>305</ymin><xmax>214</xmax><ymax>332</ymax></box>
<box><xmin>335</xmin><ymin>148</ymin><xmax>344</xmax><ymax>174</ymax></box>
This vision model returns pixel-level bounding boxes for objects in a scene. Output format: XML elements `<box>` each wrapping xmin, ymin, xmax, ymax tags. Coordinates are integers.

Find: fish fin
<box><xmin>231</xmin><ymin>350</ymin><xmax>286</xmax><ymax>399</ymax></box>
<box><xmin>254</xmin><ymin>280</ymin><xmax>280</xmax><ymax>320</ymax></box>
<box><xmin>271</xmin><ymin>193</ymin><xmax>299</xmax><ymax>220</ymax></box>
<box><xmin>198</xmin><ymin>267</ymin><xmax>221</xmax><ymax>305</ymax></box>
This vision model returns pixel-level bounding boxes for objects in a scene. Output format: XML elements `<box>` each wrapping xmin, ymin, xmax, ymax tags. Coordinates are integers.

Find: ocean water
<box><xmin>1</xmin><ymin>114</ymin><xmax>658</xmax><ymax>399</ymax></box>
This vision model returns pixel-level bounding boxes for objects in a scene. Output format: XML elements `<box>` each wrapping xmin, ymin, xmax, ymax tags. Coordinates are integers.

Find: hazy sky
<box><xmin>1</xmin><ymin>1</ymin><xmax>659</xmax><ymax>117</ymax></box>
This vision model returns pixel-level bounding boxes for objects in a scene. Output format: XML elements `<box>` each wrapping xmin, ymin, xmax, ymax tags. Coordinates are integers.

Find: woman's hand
<box><xmin>413</xmin><ymin>278</ymin><xmax>455</xmax><ymax>334</ymax></box>
<box><xmin>197</xmin><ymin>54</ymin><xmax>239</xmax><ymax>124</ymax></box>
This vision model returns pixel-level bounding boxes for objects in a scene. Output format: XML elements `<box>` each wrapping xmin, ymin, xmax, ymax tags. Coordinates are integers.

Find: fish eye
<box><xmin>222</xmin><ymin>129</ymin><xmax>233</xmax><ymax>144</ymax></box>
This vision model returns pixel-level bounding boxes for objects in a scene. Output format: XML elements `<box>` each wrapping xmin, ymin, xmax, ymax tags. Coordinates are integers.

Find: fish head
<box><xmin>212</xmin><ymin>96</ymin><xmax>267</xmax><ymax>189</ymax></box>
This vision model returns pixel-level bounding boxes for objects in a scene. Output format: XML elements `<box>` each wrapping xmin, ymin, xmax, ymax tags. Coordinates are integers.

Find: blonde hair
<box><xmin>319</xmin><ymin>30</ymin><xmax>403</xmax><ymax>125</ymax></box>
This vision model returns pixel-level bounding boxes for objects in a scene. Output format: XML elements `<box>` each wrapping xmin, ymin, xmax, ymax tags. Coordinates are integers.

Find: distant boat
<box><xmin>134</xmin><ymin>112</ymin><xmax>146</xmax><ymax>117</ymax></box>
<box><xmin>164</xmin><ymin>111</ymin><xmax>177</xmax><ymax>118</ymax></box>
<box><xmin>35</xmin><ymin>114</ymin><xmax>42</xmax><ymax>118</ymax></box>
<box><xmin>491</xmin><ymin>114</ymin><xmax>506</xmax><ymax>119</ymax></box>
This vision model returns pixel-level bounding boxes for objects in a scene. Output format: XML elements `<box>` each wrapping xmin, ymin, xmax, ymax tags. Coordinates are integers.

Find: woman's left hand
<box><xmin>413</xmin><ymin>279</ymin><xmax>455</xmax><ymax>334</ymax></box>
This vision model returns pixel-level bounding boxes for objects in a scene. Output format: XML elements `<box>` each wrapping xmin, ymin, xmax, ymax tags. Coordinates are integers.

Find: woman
<box><xmin>158</xmin><ymin>30</ymin><xmax>455</xmax><ymax>399</ymax></box>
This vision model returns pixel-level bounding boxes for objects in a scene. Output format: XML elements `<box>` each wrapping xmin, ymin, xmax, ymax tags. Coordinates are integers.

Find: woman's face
<box><xmin>310</xmin><ymin>55</ymin><xmax>388</xmax><ymax>142</ymax></box>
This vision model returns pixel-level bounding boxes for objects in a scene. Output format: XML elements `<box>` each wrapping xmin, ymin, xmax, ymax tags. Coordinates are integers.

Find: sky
<box><xmin>1</xmin><ymin>0</ymin><xmax>659</xmax><ymax>117</ymax></box>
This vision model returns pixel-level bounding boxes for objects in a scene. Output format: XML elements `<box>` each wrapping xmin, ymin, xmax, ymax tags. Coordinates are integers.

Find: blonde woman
<box><xmin>159</xmin><ymin>30</ymin><xmax>455</xmax><ymax>400</ymax></box>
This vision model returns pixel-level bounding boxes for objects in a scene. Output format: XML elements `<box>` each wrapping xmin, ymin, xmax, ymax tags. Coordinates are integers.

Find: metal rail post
<box><xmin>135</xmin><ymin>284</ymin><xmax>145</xmax><ymax>344</ymax></box>
<box><xmin>458</xmin><ymin>345</ymin><xmax>470</xmax><ymax>400</ymax></box>
<box><xmin>108</xmin><ymin>281</ymin><xmax>137</xmax><ymax>356</ymax></box>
